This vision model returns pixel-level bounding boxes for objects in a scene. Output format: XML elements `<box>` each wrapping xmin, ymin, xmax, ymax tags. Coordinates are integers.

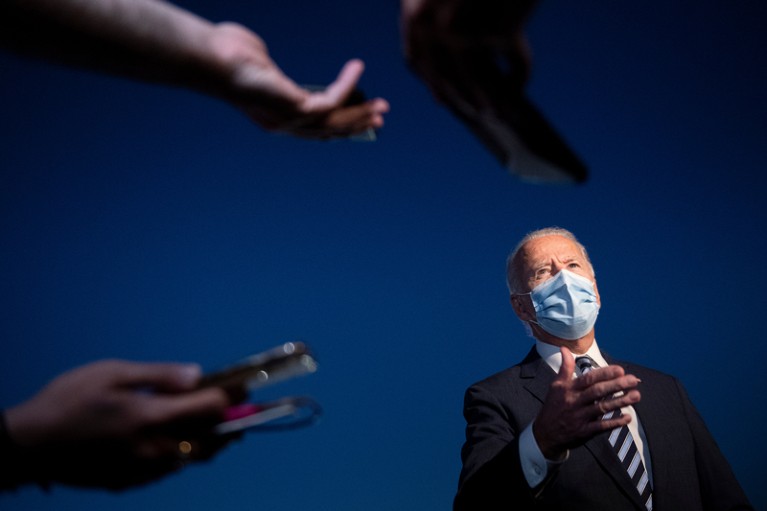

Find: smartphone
<box><xmin>213</xmin><ymin>396</ymin><xmax>322</xmax><ymax>435</ymax></box>
<box><xmin>198</xmin><ymin>341</ymin><xmax>318</xmax><ymax>392</ymax></box>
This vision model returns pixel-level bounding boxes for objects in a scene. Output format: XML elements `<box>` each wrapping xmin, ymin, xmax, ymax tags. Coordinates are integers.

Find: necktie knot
<box><xmin>575</xmin><ymin>355</ymin><xmax>598</xmax><ymax>376</ymax></box>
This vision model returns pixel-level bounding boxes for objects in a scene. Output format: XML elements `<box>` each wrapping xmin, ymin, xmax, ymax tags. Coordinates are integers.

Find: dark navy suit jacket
<box><xmin>454</xmin><ymin>347</ymin><xmax>753</xmax><ymax>510</ymax></box>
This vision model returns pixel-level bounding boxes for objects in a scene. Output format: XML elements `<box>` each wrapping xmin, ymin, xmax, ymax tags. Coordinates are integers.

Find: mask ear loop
<box><xmin>511</xmin><ymin>291</ymin><xmax>539</xmax><ymax>338</ymax></box>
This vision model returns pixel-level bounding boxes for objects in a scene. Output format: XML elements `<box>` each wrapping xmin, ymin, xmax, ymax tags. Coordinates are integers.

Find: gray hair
<box><xmin>505</xmin><ymin>227</ymin><xmax>594</xmax><ymax>294</ymax></box>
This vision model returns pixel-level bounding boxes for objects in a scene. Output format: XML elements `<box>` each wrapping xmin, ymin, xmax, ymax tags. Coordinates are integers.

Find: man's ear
<box><xmin>592</xmin><ymin>278</ymin><xmax>601</xmax><ymax>306</ymax></box>
<box><xmin>510</xmin><ymin>294</ymin><xmax>534</xmax><ymax>322</ymax></box>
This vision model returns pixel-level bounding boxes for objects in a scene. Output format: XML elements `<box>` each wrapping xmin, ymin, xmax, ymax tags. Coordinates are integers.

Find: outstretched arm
<box><xmin>0</xmin><ymin>0</ymin><xmax>389</xmax><ymax>139</ymax></box>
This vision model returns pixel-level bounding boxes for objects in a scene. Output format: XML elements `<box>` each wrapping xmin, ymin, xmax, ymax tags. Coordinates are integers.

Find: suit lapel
<box><xmin>625</xmin><ymin>362</ymin><xmax>676</xmax><ymax>507</ymax></box>
<box><xmin>519</xmin><ymin>347</ymin><xmax>556</xmax><ymax>404</ymax></box>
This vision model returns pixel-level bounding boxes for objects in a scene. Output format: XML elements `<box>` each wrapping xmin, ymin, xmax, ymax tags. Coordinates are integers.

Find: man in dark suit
<box><xmin>454</xmin><ymin>227</ymin><xmax>753</xmax><ymax>511</ymax></box>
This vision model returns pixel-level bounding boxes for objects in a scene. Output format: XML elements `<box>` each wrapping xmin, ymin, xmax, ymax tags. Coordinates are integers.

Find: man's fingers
<box><xmin>573</xmin><ymin>364</ymin><xmax>626</xmax><ymax>390</ymax></box>
<box><xmin>584</xmin><ymin>389</ymin><xmax>641</xmax><ymax>421</ymax></box>
<box><xmin>558</xmin><ymin>346</ymin><xmax>574</xmax><ymax>382</ymax></box>
<box><xmin>584</xmin><ymin>412</ymin><xmax>632</xmax><ymax>436</ymax></box>
<box><xmin>579</xmin><ymin>374</ymin><xmax>641</xmax><ymax>404</ymax></box>
<box><xmin>302</xmin><ymin>59</ymin><xmax>365</xmax><ymax>114</ymax></box>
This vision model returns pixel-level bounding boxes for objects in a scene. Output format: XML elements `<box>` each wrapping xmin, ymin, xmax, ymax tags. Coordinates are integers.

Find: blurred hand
<box><xmin>401</xmin><ymin>0</ymin><xmax>537</xmax><ymax>114</ymax></box>
<box><xmin>4</xmin><ymin>359</ymin><xmax>236</xmax><ymax>490</ymax></box>
<box><xmin>532</xmin><ymin>347</ymin><xmax>641</xmax><ymax>460</ymax></box>
<box><xmin>210</xmin><ymin>22</ymin><xmax>390</xmax><ymax>139</ymax></box>
<box><xmin>400</xmin><ymin>0</ymin><xmax>589</xmax><ymax>184</ymax></box>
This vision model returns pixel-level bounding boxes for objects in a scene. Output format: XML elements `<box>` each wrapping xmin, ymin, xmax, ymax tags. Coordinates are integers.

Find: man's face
<box><xmin>511</xmin><ymin>234</ymin><xmax>600</xmax><ymax>332</ymax></box>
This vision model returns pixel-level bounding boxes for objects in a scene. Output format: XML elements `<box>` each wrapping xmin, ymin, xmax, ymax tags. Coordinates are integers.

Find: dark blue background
<box><xmin>1</xmin><ymin>1</ymin><xmax>765</xmax><ymax>509</ymax></box>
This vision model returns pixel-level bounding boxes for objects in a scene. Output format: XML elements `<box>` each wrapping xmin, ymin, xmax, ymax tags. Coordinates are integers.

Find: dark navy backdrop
<box><xmin>1</xmin><ymin>1</ymin><xmax>765</xmax><ymax>509</ymax></box>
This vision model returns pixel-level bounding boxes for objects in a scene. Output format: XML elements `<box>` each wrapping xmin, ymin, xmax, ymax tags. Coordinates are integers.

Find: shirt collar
<box><xmin>535</xmin><ymin>339</ymin><xmax>607</xmax><ymax>375</ymax></box>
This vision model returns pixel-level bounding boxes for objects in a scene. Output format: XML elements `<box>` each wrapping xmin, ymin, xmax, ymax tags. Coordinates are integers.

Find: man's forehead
<box><xmin>520</xmin><ymin>235</ymin><xmax>583</xmax><ymax>265</ymax></box>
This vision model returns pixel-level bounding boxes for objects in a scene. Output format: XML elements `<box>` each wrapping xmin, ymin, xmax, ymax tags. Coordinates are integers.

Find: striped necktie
<box><xmin>575</xmin><ymin>356</ymin><xmax>653</xmax><ymax>511</ymax></box>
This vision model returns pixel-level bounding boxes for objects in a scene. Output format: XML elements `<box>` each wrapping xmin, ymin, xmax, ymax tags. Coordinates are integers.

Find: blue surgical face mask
<box><xmin>519</xmin><ymin>269</ymin><xmax>600</xmax><ymax>340</ymax></box>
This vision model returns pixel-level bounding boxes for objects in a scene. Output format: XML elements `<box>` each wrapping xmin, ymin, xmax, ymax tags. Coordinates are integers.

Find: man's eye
<box><xmin>535</xmin><ymin>268</ymin><xmax>550</xmax><ymax>278</ymax></box>
<box><xmin>568</xmin><ymin>262</ymin><xmax>581</xmax><ymax>268</ymax></box>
